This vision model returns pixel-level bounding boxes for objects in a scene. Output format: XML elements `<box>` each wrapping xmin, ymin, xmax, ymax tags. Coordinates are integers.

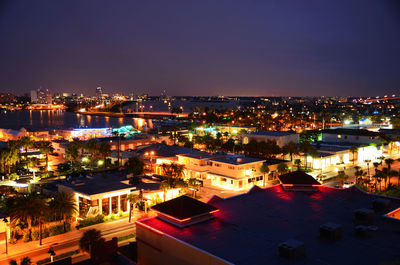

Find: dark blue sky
<box><xmin>0</xmin><ymin>0</ymin><xmax>399</xmax><ymax>96</ymax></box>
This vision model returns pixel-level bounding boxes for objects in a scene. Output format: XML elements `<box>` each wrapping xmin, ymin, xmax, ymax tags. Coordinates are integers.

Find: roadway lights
<box><xmin>3</xmin><ymin>217</ymin><xmax>8</xmax><ymax>254</ymax></box>
<box><xmin>48</xmin><ymin>247</ymin><xmax>56</xmax><ymax>262</ymax></box>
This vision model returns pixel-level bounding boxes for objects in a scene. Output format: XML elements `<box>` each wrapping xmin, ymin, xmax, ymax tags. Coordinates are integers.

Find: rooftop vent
<box><xmin>355</xmin><ymin>225</ymin><xmax>370</xmax><ymax>237</ymax></box>
<box><xmin>372</xmin><ymin>198</ymin><xmax>390</xmax><ymax>211</ymax></box>
<box><xmin>354</xmin><ymin>208</ymin><xmax>374</xmax><ymax>224</ymax></box>
<box><xmin>319</xmin><ymin>222</ymin><xmax>342</xmax><ymax>241</ymax></box>
<box><xmin>278</xmin><ymin>239</ymin><xmax>305</xmax><ymax>260</ymax></box>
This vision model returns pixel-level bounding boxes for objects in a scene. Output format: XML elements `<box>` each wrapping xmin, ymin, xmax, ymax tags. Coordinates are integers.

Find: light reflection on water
<box><xmin>0</xmin><ymin>110</ymin><xmax>151</xmax><ymax>130</ymax></box>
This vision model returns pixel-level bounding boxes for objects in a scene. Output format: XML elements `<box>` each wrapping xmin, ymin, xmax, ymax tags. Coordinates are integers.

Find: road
<box><xmin>0</xmin><ymin>217</ymin><xmax>136</xmax><ymax>264</ymax></box>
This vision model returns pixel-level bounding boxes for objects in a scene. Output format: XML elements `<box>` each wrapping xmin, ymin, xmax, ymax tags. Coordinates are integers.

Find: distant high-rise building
<box><xmin>31</xmin><ymin>87</ymin><xmax>51</xmax><ymax>104</ymax></box>
<box><xmin>96</xmin><ymin>86</ymin><xmax>103</xmax><ymax>99</ymax></box>
<box><xmin>30</xmin><ymin>90</ymin><xmax>38</xmax><ymax>103</ymax></box>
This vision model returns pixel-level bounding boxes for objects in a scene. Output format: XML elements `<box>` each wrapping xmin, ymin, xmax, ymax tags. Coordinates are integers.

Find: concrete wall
<box><xmin>137</xmin><ymin>222</ymin><xmax>232</xmax><ymax>265</ymax></box>
<box><xmin>243</xmin><ymin>133</ymin><xmax>299</xmax><ymax>147</ymax></box>
<box><xmin>322</xmin><ymin>133</ymin><xmax>381</xmax><ymax>145</ymax></box>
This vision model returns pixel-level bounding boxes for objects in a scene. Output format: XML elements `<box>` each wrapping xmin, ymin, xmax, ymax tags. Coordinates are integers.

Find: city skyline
<box><xmin>0</xmin><ymin>0</ymin><xmax>400</xmax><ymax>97</ymax></box>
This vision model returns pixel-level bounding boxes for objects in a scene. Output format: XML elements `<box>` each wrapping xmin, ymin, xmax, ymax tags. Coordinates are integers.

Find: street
<box><xmin>0</xmin><ymin>216</ymin><xmax>137</xmax><ymax>264</ymax></box>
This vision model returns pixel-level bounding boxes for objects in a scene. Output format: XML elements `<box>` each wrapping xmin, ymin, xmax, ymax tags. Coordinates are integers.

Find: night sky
<box><xmin>0</xmin><ymin>0</ymin><xmax>399</xmax><ymax>97</ymax></box>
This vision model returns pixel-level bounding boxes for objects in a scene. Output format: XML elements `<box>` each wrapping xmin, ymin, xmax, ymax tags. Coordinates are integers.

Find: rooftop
<box><xmin>211</xmin><ymin>156</ymin><xmax>265</xmax><ymax>165</ymax></box>
<box><xmin>278</xmin><ymin>171</ymin><xmax>321</xmax><ymax>185</ymax></box>
<box><xmin>139</xmin><ymin>186</ymin><xmax>400</xmax><ymax>265</ymax></box>
<box><xmin>322</xmin><ymin>128</ymin><xmax>382</xmax><ymax>137</ymax></box>
<box><xmin>246</xmin><ymin>131</ymin><xmax>296</xmax><ymax>137</ymax></box>
<box><xmin>151</xmin><ymin>195</ymin><xmax>218</xmax><ymax>221</ymax></box>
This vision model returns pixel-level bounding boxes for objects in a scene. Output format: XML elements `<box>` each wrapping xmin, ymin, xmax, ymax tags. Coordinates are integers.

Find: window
<box><xmin>228</xmin><ymin>166</ymin><xmax>235</xmax><ymax>170</ymax></box>
<box><xmin>221</xmin><ymin>178</ymin><xmax>227</xmax><ymax>182</ymax></box>
<box><xmin>337</xmin><ymin>135</ymin><xmax>342</xmax><ymax>139</ymax></box>
<box><xmin>214</xmin><ymin>163</ymin><xmax>221</xmax><ymax>167</ymax></box>
<box><xmin>231</xmin><ymin>180</ymin><xmax>233</xmax><ymax>184</ymax></box>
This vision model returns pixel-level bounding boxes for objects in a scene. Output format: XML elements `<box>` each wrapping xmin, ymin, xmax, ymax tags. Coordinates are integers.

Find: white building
<box><xmin>242</xmin><ymin>131</ymin><xmax>299</xmax><ymax>147</ymax></box>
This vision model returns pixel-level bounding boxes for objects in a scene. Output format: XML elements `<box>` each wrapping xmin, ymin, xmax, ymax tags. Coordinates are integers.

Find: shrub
<box><xmin>77</xmin><ymin>215</ymin><xmax>104</xmax><ymax>228</ymax></box>
<box><xmin>22</xmin><ymin>231</ymin><xmax>31</xmax><ymax>242</ymax></box>
<box><xmin>31</xmin><ymin>229</ymin><xmax>40</xmax><ymax>241</ymax></box>
<box><xmin>49</xmin><ymin>224</ymin><xmax>63</xmax><ymax>236</ymax></box>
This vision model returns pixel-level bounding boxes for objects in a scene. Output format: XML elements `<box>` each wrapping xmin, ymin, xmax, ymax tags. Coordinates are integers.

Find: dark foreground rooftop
<box><xmin>139</xmin><ymin>186</ymin><xmax>400</xmax><ymax>265</ymax></box>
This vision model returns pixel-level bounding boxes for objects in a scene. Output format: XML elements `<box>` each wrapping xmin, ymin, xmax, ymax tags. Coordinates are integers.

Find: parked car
<box><xmin>343</xmin><ymin>181</ymin><xmax>355</xmax><ymax>188</ymax></box>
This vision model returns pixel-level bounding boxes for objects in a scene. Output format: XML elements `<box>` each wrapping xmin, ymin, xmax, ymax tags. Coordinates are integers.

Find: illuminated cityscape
<box><xmin>0</xmin><ymin>1</ymin><xmax>400</xmax><ymax>265</ymax></box>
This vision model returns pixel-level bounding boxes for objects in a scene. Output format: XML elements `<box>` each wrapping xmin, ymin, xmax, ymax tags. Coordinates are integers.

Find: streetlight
<box><xmin>3</xmin><ymin>217</ymin><xmax>8</xmax><ymax>254</ymax></box>
<box><xmin>145</xmin><ymin>151</ymin><xmax>155</xmax><ymax>172</ymax></box>
<box><xmin>365</xmin><ymin>159</ymin><xmax>371</xmax><ymax>178</ymax></box>
<box><xmin>48</xmin><ymin>247</ymin><xmax>56</xmax><ymax>262</ymax></box>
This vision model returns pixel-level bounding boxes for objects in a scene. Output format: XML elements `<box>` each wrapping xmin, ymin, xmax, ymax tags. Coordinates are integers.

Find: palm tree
<box><xmin>300</xmin><ymin>140</ymin><xmax>316</xmax><ymax>170</ymax></box>
<box><xmin>65</xmin><ymin>141</ymin><xmax>81</xmax><ymax>165</ymax></box>
<box><xmin>7</xmin><ymin>194</ymin><xmax>48</xmax><ymax>241</ymax></box>
<box><xmin>125</xmin><ymin>156</ymin><xmax>144</xmax><ymax>175</ymax></box>
<box><xmin>384</xmin><ymin>158</ymin><xmax>395</xmax><ymax>170</ymax></box>
<box><xmin>112</xmin><ymin>131</ymin><xmax>122</xmax><ymax>166</ymax></box>
<box><xmin>336</xmin><ymin>170</ymin><xmax>349</xmax><ymax>188</ymax></box>
<box><xmin>277</xmin><ymin>163</ymin><xmax>289</xmax><ymax>174</ymax></box>
<box><xmin>85</xmin><ymin>139</ymin><xmax>99</xmax><ymax>166</ymax></box>
<box><xmin>79</xmin><ymin>229</ymin><xmax>105</xmax><ymax>257</ymax></box>
<box><xmin>349</xmin><ymin>146</ymin><xmax>358</xmax><ymax>164</ymax></box>
<box><xmin>18</xmin><ymin>136</ymin><xmax>33</xmax><ymax>159</ymax></box>
<box><xmin>98</xmin><ymin>142</ymin><xmax>112</xmax><ymax>162</ymax></box>
<box><xmin>20</xmin><ymin>257</ymin><xmax>32</xmax><ymax>265</ymax></box>
<box><xmin>127</xmin><ymin>193</ymin><xmax>139</xmax><ymax>223</ymax></box>
<box><xmin>37</xmin><ymin>141</ymin><xmax>54</xmax><ymax>171</ymax></box>
<box><xmin>282</xmin><ymin>141</ymin><xmax>299</xmax><ymax>161</ymax></box>
<box><xmin>294</xmin><ymin>159</ymin><xmax>302</xmax><ymax>171</ymax></box>
<box><xmin>51</xmin><ymin>192</ymin><xmax>77</xmax><ymax>233</ymax></box>
<box><xmin>259</xmin><ymin>164</ymin><xmax>269</xmax><ymax>186</ymax></box>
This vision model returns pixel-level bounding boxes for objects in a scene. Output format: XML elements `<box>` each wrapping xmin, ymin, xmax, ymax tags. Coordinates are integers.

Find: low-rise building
<box><xmin>58</xmin><ymin>173</ymin><xmax>180</xmax><ymax>217</ymax></box>
<box><xmin>321</xmin><ymin>128</ymin><xmax>385</xmax><ymax>146</ymax></box>
<box><xmin>242</xmin><ymin>131</ymin><xmax>299</xmax><ymax>147</ymax></box>
<box><xmin>156</xmin><ymin>152</ymin><xmax>268</xmax><ymax>191</ymax></box>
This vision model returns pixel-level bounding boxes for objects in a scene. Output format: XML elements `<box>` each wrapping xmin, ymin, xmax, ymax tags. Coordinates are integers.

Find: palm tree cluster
<box><xmin>0</xmin><ymin>137</ymin><xmax>58</xmax><ymax>176</ymax></box>
<box><xmin>243</xmin><ymin>139</ymin><xmax>281</xmax><ymax>159</ymax></box>
<box><xmin>5</xmin><ymin>192</ymin><xmax>76</xmax><ymax>245</ymax></box>
<box><xmin>160</xmin><ymin>163</ymin><xmax>188</xmax><ymax>197</ymax></box>
<box><xmin>357</xmin><ymin>158</ymin><xmax>400</xmax><ymax>196</ymax></box>
<box><xmin>65</xmin><ymin>139</ymin><xmax>111</xmax><ymax>168</ymax></box>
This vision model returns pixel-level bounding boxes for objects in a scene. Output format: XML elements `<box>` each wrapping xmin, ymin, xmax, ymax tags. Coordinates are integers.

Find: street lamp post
<box><xmin>48</xmin><ymin>247</ymin><xmax>56</xmax><ymax>262</ymax></box>
<box><xmin>145</xmin><ymin>151</ymin><xmax>155</xmax><ymax>172</ymax></box>
<box><xmin>3</xmin><ymin>217</ymin><xmax>8</xmax><ymax>255</ymax></box>
<box><xmin>365</xmin><ymin>159</ymin><xmax>371</xmax><ymax>179</ymax></box>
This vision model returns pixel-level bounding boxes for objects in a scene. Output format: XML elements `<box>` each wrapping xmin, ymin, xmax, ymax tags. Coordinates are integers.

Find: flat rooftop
<box><xmin>247</xmin><ymin>131</ymin><xmax>296</xmax><ymax>137</ymax></box>
<box><xmin>211</xmin><ymin>156</ymin><xmax>265</xmax><ymax>165</ymax></box>
<box><xmin>139</xmin><ymin>186</ymin><xmax>400</xmax><ymax>265</ymax></box>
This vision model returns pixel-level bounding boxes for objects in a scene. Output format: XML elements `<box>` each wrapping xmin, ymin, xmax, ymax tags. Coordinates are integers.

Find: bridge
<box><xmin>80</xmin><ymin>111</ymin><xmax>188</xmax><ymax>119</ymax></box>
<box><xmin>362</xmin><ymin>96</ymin><xmax>400</xmax><ymax>103</ymax></box>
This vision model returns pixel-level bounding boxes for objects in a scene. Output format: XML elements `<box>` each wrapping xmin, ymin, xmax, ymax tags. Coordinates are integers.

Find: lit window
<box><xmin>337</xmin><ymin>135</ymin><xmax>341</xmax><ymax>139</ymax></box>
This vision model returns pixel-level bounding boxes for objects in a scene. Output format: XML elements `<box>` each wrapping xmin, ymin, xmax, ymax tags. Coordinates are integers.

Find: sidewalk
<box><xmin>0</xmin><ymin>215</ymin><xmax>138</xmax><ymax>263</ymax></box>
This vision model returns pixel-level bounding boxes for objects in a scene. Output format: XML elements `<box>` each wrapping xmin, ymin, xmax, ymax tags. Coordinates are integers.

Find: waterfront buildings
<box><xmin>31</xmin><ymin>87</ymin><xmax>52</xmax><ymax>104</ymax></box>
